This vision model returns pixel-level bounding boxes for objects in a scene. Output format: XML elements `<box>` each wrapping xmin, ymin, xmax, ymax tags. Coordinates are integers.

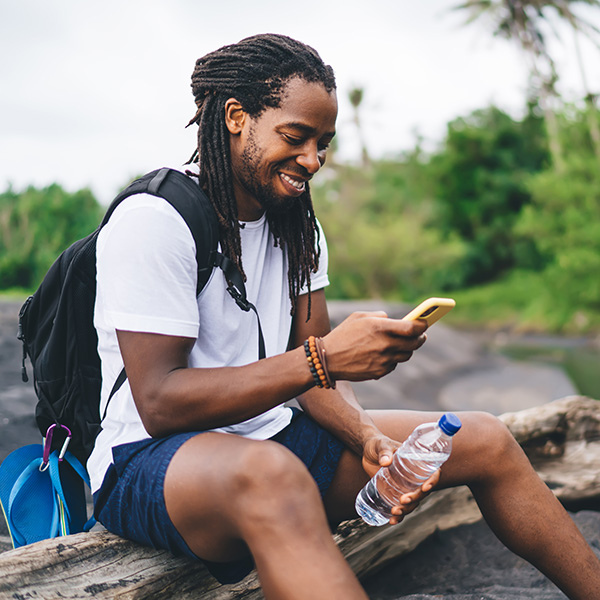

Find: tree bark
<box><xmin>0</xmin><ymin>395</ymin><xmax>598</xmax><ymax>600</ymax></box>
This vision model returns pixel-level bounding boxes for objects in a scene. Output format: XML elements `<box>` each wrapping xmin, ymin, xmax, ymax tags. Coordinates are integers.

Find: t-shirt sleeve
<box><xmin>96</xmin><ymin>195</ymin><xmax>200</xmax><ymax>338</ymax></box>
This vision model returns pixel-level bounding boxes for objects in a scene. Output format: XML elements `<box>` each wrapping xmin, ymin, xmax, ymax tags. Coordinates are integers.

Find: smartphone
<box><xmin>402</xmin><ymin>297</ymin><xmax>455</xmax><ymax>327</ymax></box>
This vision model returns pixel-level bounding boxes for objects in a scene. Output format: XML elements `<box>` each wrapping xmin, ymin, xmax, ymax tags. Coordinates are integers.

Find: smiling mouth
<box><xmin>279</xmin><ymin>172</ymin><xmax>306</xmax><ymax>192</ymax></box>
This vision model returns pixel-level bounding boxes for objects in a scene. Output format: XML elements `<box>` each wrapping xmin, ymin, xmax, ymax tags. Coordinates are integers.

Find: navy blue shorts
<box><xmin>93</xmin><ymin>409</ymin><xmax>345</xmax><ymax>584</ymax></box>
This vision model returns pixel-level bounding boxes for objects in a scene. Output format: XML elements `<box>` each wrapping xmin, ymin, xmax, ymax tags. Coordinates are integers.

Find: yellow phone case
<box><xmin>402</xmin><ymin>297</ymin><xmax>455</xmax><ymax>326</ymax></box>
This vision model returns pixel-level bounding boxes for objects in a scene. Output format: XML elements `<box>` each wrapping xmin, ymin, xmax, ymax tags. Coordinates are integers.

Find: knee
<box><xmin>227</xmin><ymin>441</ymin><xmax>321</xmax><ymax>521</ymax></box>
<box><xmin>461</xmin><ymin>411</ymin><xmax>521</xmax><ymax>465</ymax></box>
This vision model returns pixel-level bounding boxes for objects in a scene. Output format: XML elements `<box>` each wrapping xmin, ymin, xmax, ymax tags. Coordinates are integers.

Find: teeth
<box><xmin>280</xmin><ymin>173</ymin><xmax>305</xmax><ymax>190</ymax></box>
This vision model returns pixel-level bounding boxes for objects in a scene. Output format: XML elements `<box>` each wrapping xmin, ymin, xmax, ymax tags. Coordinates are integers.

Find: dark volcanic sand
<box><xmin>1</xmin><ymin>299</ymin><xmax>598</xmax><ymax>598</ymax></box>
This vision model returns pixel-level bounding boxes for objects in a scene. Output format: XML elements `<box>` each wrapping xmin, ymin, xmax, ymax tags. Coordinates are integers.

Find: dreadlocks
<box><xmin>186</xmin><ymin>33</ymin><xmax>336</xmax><ymax>318</ymax></box>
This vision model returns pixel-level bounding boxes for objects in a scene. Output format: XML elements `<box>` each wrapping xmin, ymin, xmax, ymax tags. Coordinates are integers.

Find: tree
<box><xmin>516</xmin><ymin>105</ymin><xmax>600</xmax><ymax>319</ymax></box>
<box><xmin>348</xmin><ymin>87</ymin><xmax>371</xmax><ymax>168</ymax></box>
<box><xmin>429</xmin><ymin>105</ymin><xmax>548</xmax><ymax>285</ymax></box>
<box><xmin>546</xmin><ymin>0</ymin><xmax>600</xmax><ymax>162</ymax></box>
<box><xmin>454</xmin><ymin>0</ymin><xmax>600</xmax><ymax>167</ymax></box>
<box><xmin>311</xmin><ymin>161</ymin><xmax>466</xmax><ymax>300</ymax></box>
<box><xmin>453</xmin><ymin>0</ymin><xmax>565</xmax><ymax>171</ymax></box>
<box><xmin>0</xmin><ymin>184</ymin><xmax>102</xmax><ymax>289</ymax></box>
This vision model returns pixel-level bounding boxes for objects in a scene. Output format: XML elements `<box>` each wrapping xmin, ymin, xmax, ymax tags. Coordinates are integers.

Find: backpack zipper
<box><xmin>17</xmin><ymin>295</ymin><xmax>33</xmax><ymax>382</ymax></box>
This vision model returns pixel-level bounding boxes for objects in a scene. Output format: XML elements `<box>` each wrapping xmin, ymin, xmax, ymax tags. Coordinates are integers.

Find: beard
<box><xmin>238</xmin><ymin>130</ymin><xmax>308</xmax><ymax>216</ymax></box>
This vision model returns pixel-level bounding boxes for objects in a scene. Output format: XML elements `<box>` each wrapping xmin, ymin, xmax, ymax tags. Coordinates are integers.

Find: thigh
<box><xmin>164</xmin><ymin>431</ymin><xmax>272</xmax><ymax>562</ymax></box>
<box><xmin>95</xmin><ymin>431</ymin><xmax>259</xmax><ymax>564</ymax></box>
<box><xmin>164</xmin><ymin>429</ymin><xmax>325</xmax><ymax>564</ymax></box>
<box><xmin>322</xmin><ymin>409</ymin><xmax>505</xmax><ymax>524</ymax></box>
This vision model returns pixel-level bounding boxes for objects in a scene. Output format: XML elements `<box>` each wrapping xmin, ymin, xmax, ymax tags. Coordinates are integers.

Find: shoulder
<box><xmin>98</xmin><ymin>192</ymin><xmax>193</xmax><ymax>252</ymax></box>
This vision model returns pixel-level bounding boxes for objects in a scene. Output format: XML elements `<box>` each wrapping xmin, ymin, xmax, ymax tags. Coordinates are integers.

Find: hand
<box><xmin>388</xmin><ymin>470</ymin><xmax>440</xmax><ymax>525</ymax></box>
<box><xmin>361</xmin><ymin>431</ymin><xmax>400</xmax><ymax>479</ymax></box>
<box><xmin>323</xmin><ymin>311</ymin><xmax>427</xmax><ymax>382</ymax></box>
<box><xmin>361</xmin><ymin>432</ymin><xmax>440</xmax><ymax>526</ymax></box>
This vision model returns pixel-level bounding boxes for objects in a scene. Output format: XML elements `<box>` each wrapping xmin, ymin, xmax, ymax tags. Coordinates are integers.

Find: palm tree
<box><xmin>454</xmin><ymin>0</ymin><xmax>600</xmax><ymax>167</ymax></box>
<box><xmin>348</xmin><ymin>87</ymin><xmax>371</xmax><ymax>168</ymax></box>
<box><xmin>547</xmin><ymin>0</ymin><xmax>600</xmax><ymax>161</ymax></box>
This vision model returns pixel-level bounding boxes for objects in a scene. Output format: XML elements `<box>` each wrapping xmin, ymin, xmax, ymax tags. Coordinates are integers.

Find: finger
<box><xmin>349</xmin><ymin>310</ymin><xmax>388</xmax><ymax>321</ymax></box>
<box><xmin>398</xmin><ymin>488</ymin><xmax>426</xmax><ymax>506</ymax></box>
<box><xmin>378</xmin><ymin>441</ymin><xmax>398</xmax><ymax>467</ymax></box>
<box><xmin>388</xmin><ymin>513</ymin><xmax>405</xmax><ymax>526</ymax></box>
<box><xmin>390</xmin><ymin>334</ymin><xmax>428</xmax><ymax>364</ymax></box>
<box><xmin>392</xmin><ymin>503</ymin><xmax>418</xmax><ymax>518</ymax></box>
<box><xmin>390</xmin><ymin>318</ymin><xmax>428</xmax><ymax>337</ymax></box>
<box><xmin>422</xmin><ymin>469</ymin><xmax>441</xmax><ymax>493</ymax></box>
<box><xmin>362</xmin><ymin>439</ymin><xmax>383</xmax><ymax>467</ymax></box>
<box><xmin>394</xmin><ymin>350</ymin><xmax>414</xmax><ymax>364</ymax></box>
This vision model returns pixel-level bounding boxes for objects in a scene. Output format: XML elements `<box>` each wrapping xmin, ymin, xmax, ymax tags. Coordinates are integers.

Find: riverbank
<box><xmin>1</xmin><ymin>298</ymin><xmax>597</xmax><ymax>599</ymax></box>
<box><xmin>0</xmin><ymin>297</ymin><xmax>587</xmax><ymax>463</ymax></box>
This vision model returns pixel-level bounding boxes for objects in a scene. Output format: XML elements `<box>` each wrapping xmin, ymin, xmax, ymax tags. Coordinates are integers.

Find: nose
<box><xmin>296</xmin><ymin>143</ymin><xmax>323</xmax><ymax>175</ymax></box>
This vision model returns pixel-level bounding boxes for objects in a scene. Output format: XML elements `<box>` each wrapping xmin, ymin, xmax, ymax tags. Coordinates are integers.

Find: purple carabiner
<box><xmin>42</xmin><ymin>424</ymin><xmax>72</xmax><ymax>465</ymax></box>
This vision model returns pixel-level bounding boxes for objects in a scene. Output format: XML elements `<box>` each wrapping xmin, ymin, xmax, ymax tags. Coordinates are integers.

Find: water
<box><xmin>355</xmin><ymin>479</ymin><xmax>392</xmax><ymax>526</ymax></box>
<box><xmin>355</xmin><ymin>415</ymin><xmax>461</xmax><ymax>526</ymax></box>
<box><xmin>355</xmin><ymin>448</ymin><xmax>449</xmax><ymax>526</ymax></box>
<box><xmin>500</xmin><ymin>340</ymin><xmax>600</xmax><ymax>400</ymax></box>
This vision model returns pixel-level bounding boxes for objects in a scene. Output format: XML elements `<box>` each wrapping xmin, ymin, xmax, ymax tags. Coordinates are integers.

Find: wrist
<box><xmin>360</xmin><ymin>426</ymin><xmax>384</xmax><ymax>450</ymax></box>
<box><xmin>303</xmin><ymin>336</ymin><xmax>336</xmax><ymax>389</ymax></box>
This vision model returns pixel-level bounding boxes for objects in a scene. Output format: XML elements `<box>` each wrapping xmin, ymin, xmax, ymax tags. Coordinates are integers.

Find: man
<box><xmin>89</xmin><ymin>34</ymin><xmax>600</xmax><ymax>599</ymax></box>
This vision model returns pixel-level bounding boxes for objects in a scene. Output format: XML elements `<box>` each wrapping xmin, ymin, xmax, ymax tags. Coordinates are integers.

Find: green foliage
<box><xmin>428</xmin><ymin>105</ymin><xmax>549</xmax><ymax>285</ymax></box>
<box><xmin>314</xmin><ymin>100</ymin><xmax>600</xmax><ymax>333</ymax></box>
<box><xmin>516</xmin><ymin>122</ymin><xmax>600</xmax><ymax>320</ymax></box>
<box><xmin>3</xmin><ymin>102</ymin><xmax>599</xmax><ymax>334</ymax></box>
<box><xmin>312</xmin><ymin>162</ymin><xmax>466</xmax><ymax>301</ymax></box>
<box><xmin>448</xmin><ymin>268</ymin><xmax>600</xmax><ymax>333</ymax></box>
<box><xmin>0</xmin><ymin>184</ymin><xmax>102</xmax><ymax>289</ymax></box>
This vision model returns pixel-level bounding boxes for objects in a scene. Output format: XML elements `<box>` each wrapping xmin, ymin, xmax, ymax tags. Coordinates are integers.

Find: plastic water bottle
<box><xmin>355</xmin><ymin>413</ymin><xmax>462</xmax><ymax>526</ymax></box>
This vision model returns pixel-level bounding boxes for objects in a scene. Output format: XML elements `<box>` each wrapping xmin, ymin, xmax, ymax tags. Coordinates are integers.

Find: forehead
<box><xmin>255</xmin><ymin>77</ymin><xmax>338</xmax><ymax>132</ymax></box>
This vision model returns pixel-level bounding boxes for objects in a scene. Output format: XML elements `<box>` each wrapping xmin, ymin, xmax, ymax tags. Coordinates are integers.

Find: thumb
<box><xmin>377</xmin><ymin>441</ymin><xmax>396</xmax><ymax>467</ymax></box>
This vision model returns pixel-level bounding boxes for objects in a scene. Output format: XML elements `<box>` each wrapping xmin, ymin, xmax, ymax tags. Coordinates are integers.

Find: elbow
<box><xmin>138</xmin><ymin>403</ymin><xmax>172</xmax><ymax>438</ymax></box>
<box><xmin>134</xmin><ymin>389</ymin><xmax>180</xmax><ymax>438</ymax></box>
<box><xmin>133</xmin><ymin>387</ymin><xmax>215</xmax><ymax>438</ymax></box>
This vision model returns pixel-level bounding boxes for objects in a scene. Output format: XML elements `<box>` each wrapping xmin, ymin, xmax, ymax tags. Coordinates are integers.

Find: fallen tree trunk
<box><xmin>1</xmin><ymin>395</ymin><xmax>598</xmax><ymax>600</ymax></box>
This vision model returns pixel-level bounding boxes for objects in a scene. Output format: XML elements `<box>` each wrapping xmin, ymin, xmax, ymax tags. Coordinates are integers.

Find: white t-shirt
<box><xmin>88</xmin><ymin>174</ymin><xmax>329</xmax><ymax>493</ymax></box>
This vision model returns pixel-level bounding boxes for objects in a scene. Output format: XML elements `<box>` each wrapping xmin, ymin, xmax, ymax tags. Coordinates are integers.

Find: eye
<box><xmin>283</xmin><ymin>134</ymin><xmax>303</xmax><ymax>145</ymax></box>
<box><xmin>318</xmin><ymin>142</ymin><xmax>330</xmax><ymax>152</ymax></box>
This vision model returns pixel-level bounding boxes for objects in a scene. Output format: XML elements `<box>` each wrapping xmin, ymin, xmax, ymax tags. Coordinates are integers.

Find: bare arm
<box><xmin>116</xmin><ymin>329</ymin><xmax>313</xmax><ymax>437</ymax></box>
<box><xmin>292</xmin><ymin>292</ymin><xmax>438</xmax><ymax>525</ymax></box>
<box><xmin>291</xmin><ymin>290</ymin><xmax>427</xmax><ymax>466</ymax></box>
<box><xmin>116</xmin><ymin>289</ymin><xmax>426</xmax><ymax>441</ymax></box>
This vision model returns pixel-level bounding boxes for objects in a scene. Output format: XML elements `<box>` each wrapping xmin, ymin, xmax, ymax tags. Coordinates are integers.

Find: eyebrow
<box><xmin>279</xmin><ymin>122</ymin><xmax>336</xmax><ymax>138</ymax></box>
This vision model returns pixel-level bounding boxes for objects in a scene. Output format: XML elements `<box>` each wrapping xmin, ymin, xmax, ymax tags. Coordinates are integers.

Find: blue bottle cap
<box><xmin>439</xmin><ymin>413</ymin><xmax>462</xmax><ymax>436</ymax></box>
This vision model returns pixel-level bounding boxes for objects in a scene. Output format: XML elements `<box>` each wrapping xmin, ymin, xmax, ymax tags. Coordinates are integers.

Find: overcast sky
<box><xmin>2</xmin><ymin>0</ymin><xmax>599</xmax><ymax>204</ymax></box>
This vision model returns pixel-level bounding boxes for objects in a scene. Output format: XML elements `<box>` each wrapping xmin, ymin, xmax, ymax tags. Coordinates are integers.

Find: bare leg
<box><xmin>323</xmin><ymin>410</ymin><xmax>600</xmax><ymax>600</ymax></box>
<box><xmin>164</xmin><ymin>432</ymin><xmax>368</xmax><ymax>600</ymax></box>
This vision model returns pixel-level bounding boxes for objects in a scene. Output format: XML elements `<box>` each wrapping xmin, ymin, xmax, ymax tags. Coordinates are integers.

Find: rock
<box><xmin>0</xmin><ymin>396</ymin><xmax>598</xmax><ymax>599</ymax></box>
<box><xmin>362</xmin><ymin>510</ymin><xmax>600</xmax><ymax>600</ymax></box>
<box><xmin>501</xmin><ymin>395</ymin><xmax>600</xmax><ymax>507</ymax></box>
<box><xmin>439</xmin><ymin>359</ymin><xmax>577</xmax><ymax>415</ymax></box>
<box><xmin>326</xmin><ymin>301</ymin><xmax>580</xmax><ymax>415</ymax></box>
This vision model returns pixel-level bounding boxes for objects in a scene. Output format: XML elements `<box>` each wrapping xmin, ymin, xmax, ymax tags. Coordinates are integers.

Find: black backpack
<box><xmin>18</xmin><ymin>168</ymin><xmax>264</xmax><ymax>464</ymax></box>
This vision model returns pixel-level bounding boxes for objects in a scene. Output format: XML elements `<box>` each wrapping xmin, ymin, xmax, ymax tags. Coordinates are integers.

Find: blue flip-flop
<box><xmin>0</xmin><ymin>435</ymin><xmax>91</xmax><ymax>548</ymax></box>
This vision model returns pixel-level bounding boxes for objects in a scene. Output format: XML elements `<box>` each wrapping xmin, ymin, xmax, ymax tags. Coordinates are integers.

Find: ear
<box><xmin>224</xmin><ymin>98</ymin><xmax>246</xmax><ymax>134</ymax></box>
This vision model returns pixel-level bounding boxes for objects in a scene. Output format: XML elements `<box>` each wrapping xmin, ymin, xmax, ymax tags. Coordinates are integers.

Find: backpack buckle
<box><xmin>226</xmin><ymin>283</ymin><xmax>251</xmax><ymax>312</ymax></box>
<box><xmin>41</xmin><ymin>424</ymin><xmax>72</xmax><ymax>471</ymax></box>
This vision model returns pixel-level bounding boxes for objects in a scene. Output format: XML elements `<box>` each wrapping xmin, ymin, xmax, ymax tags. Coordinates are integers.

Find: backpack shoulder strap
<box><xmin>132</xmin><ymin>170</ymin><xmax>265</xmax><ymax>359</ymax></box>
<box><xmin>101</xmin><ymin>169</ymin><xmax>265</xmax><ymax>417</ymax></box>
<box><xmin>105</xmin><ymin>168</ymin><xmax>220</xmax><ymax>295</ymax></box>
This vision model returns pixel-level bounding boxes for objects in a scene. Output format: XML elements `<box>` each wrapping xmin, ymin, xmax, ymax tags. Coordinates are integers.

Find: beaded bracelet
<box><xmin>304</xmin><ymin>336</ymin><xmax>335</xmax><ymax>389</ymax></box>
<box><xmin>304</xmin><ymin>337</ymin><xmax>326</xmax><ymax>388</ymax></box>
<box><xmin>314</xmin><ymin>336</ymin><xmax>336</xmax><ymax>389</ymax></box>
